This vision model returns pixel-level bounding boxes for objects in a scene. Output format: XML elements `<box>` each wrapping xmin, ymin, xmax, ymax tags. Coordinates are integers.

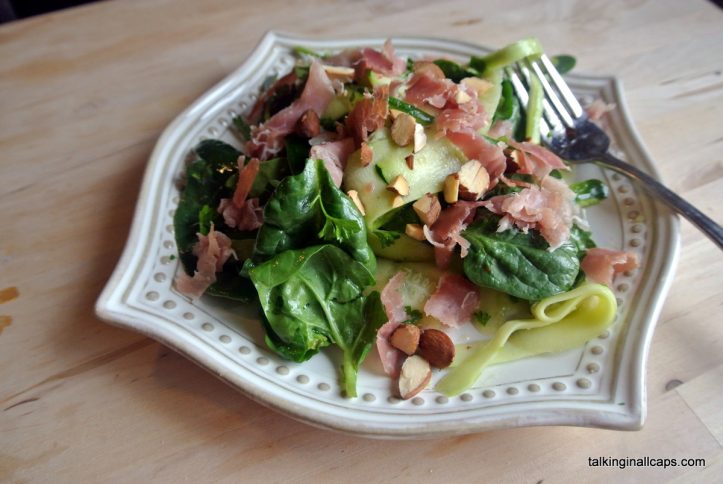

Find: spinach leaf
<box><xmin>249</xmin><ymin>157</ymin><xmax>286</xmax><ymax>199</ymax></box>
<box><xmin>231</xmin><ymin>115</ymin><xmax>251</xmax><ymax>140</ymax></box>
<box><xmin>284</xmin><ymin>135</ymin><xmax>310</xmax><ymax>175</ymax></box>
<box><xmin>551</xmin><ymin>55</ymin><xmax>576</xmax><ymax>75</ymax></box>
<box><xmin>173</xmin><ymin>139</ymin><xmax>259</xmax><ymax>303</ymax></box>
<box><xmin>433</xmin><ymin>59</ymin><xmax>478</xmax><ymax>83</ymax></box>
<box><xmin>248</xmin><ymin>245</ymin><xmax>385</xmax><ymax>396</ymax></box>
<box><xmin>251</xmin><ymin>158</ymin><xmax>376</xmax><ymax>273</ymax></box>
<box><xmin>570</xmin><ymin>179</ymin><xmax>609</xmax><ymax>208</ymax></box>
<box><xmin>462</xmin><ymin>215</ymin><xmax>580</xmax><ymax>300</ymax></box>
<box><xmin>174</xmin><ymin>140</ymin><xmax>239</xmax><ymax>256</ymax></box>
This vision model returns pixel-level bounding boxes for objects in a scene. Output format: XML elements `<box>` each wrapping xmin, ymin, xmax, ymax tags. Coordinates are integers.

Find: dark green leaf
<box><xmin>403</xmin><ymin>306</ymin><xmax>423</xmax><ymax>324</ymax></box>
<box><xmin>251</xmin><ymin>158</ymin><xmax>376</xmax><ymax>273</ymax></box>
<box><xmin>468</xmin><ymin>56</ymin><xmax>487</xmax><ymax>73</ymax></box>
<box><xmin>250</xmin><ymin>157</ymin><xmax>287</xmax><ymax>198</ymax></box>
<box><xmin>248</xmin><ymin>245</ymin><xmax>383</xmax><ymax>396</ymax></box>
<box><xmin>473</xmin><ymin>310</ymin><xmax>491</xmax><ymax>326</ymax></box>
<box><xmin>551</xmin><ymin>55</ymin><xmax>576</xmax><ymax>75</ymax></box>
<box><xmin>570</xmin><ymin>179</ymin><xmax>609</xmax><ymax>207</ymax></box>
<box><xmin>284</xmin><ymin>136</ymin><xmax>310</xmax><ymax>175</ymax></box>
<box><xmin>433</xmin><ymin>59</ymin><xmax>478</xmax><ymax>83</ymax></box>
<box><xmin>462</xmin><ymin>214</ymin><xmax>580</xmax><ymax>300</ymax></box>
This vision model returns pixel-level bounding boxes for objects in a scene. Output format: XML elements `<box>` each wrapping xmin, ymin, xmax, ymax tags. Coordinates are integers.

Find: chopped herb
<box><xmin>388</xmin><ymin>97</ymin><xmax>435</xmax><ymax>125</ymax></box>
<box><xmin>374</xmin><ymin>164</ymin><xmax>388</xmax><ymax>183</ymax></box>
<box><xmin>473</xmin><ymin>310</ymin><xmax>491</xmax><ymax>326</ymax></box>
<box><xmin>403</xmin><ymin>306</ymin><xmax>423</xmax><ymax>324</ymax></box>
<box><xmin>551</xmin><ymin>55</ymin><xmax>576</xmax><ymax>75</ymax></box>
<box><xmin>198</xmin><ymin>205</ymin><xmax>215</xmax><ymax>235</ymax></box>
<box><xmin>169</xmin><ymin>254</ymin><xmax>176</xmax><ymax>261</ymax></box>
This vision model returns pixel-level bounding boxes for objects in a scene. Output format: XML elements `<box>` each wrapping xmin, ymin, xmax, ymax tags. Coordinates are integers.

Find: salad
<box><xmin>173</xmin><ymin>38</ymin><xmax>638</xmax><ymax>399</ymax></box>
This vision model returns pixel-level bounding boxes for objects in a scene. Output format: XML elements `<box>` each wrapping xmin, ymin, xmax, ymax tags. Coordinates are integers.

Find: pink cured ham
<box><xmin>218</xmin><ymin>197</ymin><xmax>263</xmax><ymax>231</ymax></box>
<box><xmin>346</xmin><ymin>85</ymin><xmax>389</xmax><ymax>145</ymax></box>
<box><xmin>376</xmin><ymin>272</ymin><xmax>407</xmax><ymax>377</ymax></box>
<box><xmin>423</xmin><ymin>273</ymin><xmax>480</xmax><ymax>328</ymax></box>
<box><xmin>356</xmin><ymin>39</ymin><xmax>406</xmax><ymax>78</ymax></box>
<box><xmin>217</xmin><ymin>156</ymin><xmax>263</xmax><ymax>230</ymax></box>
<box><xmin>246</xmin><ymin>61</ymin><xmax>335</xmax><ymax>159</ymax></box>
<box><xmin>581</xmin><ymin>248</ymin><xmax>639</xmax><ymax>287</ymax></box>
<box><xmin>586</xmin><ymin>99</ymin><xmax>615</xmax><ymax>122</ymax></box>
<box><xmin>309</xmin><ymin>138</ymin><xmax>355</xmax><ymax>187</ymax></box>
<box><xmin>482</xmin><ymin>176</ymin><xmax>577</xmax><ymax>250</ymax></box>
<box><xmin>425</xmin><ymin>201</ymin><xmax>483</xmax><ymax>269</ymax></box>
<box><xmin>175</xmin><ymin>226</ymin><xmax>234</xmax><ymax>299</ymax></box>
<box><xmin>508</xmin><ymin>140</ymin><xmax>568</xmax><ymax>181</ymax></box>
<box><xmin>446</xmin><ymin>131</ymin><xmax>506</xmax><ymax>185</ymax></box>
<box><xmin>487</xmin><ymin>119</ymin><xmax>514</xmax><ymax>139</ymax></box>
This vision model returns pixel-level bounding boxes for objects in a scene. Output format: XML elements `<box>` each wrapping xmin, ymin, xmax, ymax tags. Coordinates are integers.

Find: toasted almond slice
<box><xmin>454</xmin><ymin>89</ymin><xmax>472</xmax><ymax>104</ymax></box>
<box><xmin>347</xmin><ymin>190</ymin><xmax>366</xmax><ymax>215</ymax></box>
<box><xmin>405</xmin><ymin>223</ymin><xmax>425</xmax><ymax>241</ymax></box>
<box><xmin>387</xmin><ymin>175</ymin><xmax>409</xmax><ymax>196</ymax></box>
<box><xmin>405</xmin><ymin>153</ymin><xmax>414</xmax><ymax>170</ymax></box>
<box><xmin>413</xmin><ymin>123</ymin><xmax>427</xmax><ymax>153</ymax></box>
<box><xmin>418</xmin><ymin>329</ymin><xmax>455</xmax><ymax>369</ymax></box>
<box><xmin>391</xmin><ymin>195</ymin><xmax>405</xmax><ymax>209</ymax></box>
<box><xmin>457</xmin><ymin>159</ymin><xmax>490</xmax><ymax>200</ymax></box>
<box><xmin>462</xmin><ymin>77</ymin><xmax>494</xmax><ymax>97</ymax></box>
<box><xmin>389</xmin><ymin>108</ymin><xmax>404</xmax><ymax>120</ymax></box>
<box><xmin>391</xmin><ymin>113</ymin><xmax>416</xmax><ymax>147</ymax></box>
<box><xmin>322</xmin><ymin>65</ymin><xmax>355</xmax><ymax>81</ymax></box>
<box><xmin>297</xmin><ymin>109</ymin><xmax>321</xmax><ymax>138</ymax></box>
<box><xmin>398</xmin><ymin>355</ymin><xmax>432</xmax><ymax>400</ymax></box>
<box><xmin>360</xmin><ymin>142</ymin><xmax>374</xmax><ymax>167</ymax></box>
<box><xmin>390</xmin><ymin>324</ymin><xmax>421</xmax><ymax>355</ymax></box>
<box><xmin>444</xmin><ymin>173</ymin><xmax>460</xmax><ymax>204</ymax></box>
<box><xmin>412</xmin><ymin>193</ymin><xmax>441</xmax><ymax>226</ymax></box>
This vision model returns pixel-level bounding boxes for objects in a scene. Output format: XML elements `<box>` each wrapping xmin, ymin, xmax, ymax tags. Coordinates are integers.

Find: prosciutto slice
<box><xmin>356</xmin><ymin>39</ymin><xmax>406</xmax><ymax>78</ymax></box>
<box><xmin>217</xmin><ymin>156</ymin><xmax>263</xmax><ymax>230</ymax></box>
<box><xmin>175</xmin><ymin>226</ymin><xmax>234</xmax><ymax>299</ymax></box>
<box><xmin>446</xmin><ymin>131</ymin><xmax>506</xmax><ymax>185</ymax></box>
<box><xmin>482</xmin><ymin>176</ymin><xmax>577</xmax><ymax>250</ymax></box>
<box><xmin>423</xmin><ymin>273</ymin><xmax>480</xmax><ymax>328</ymax></box>
<box><xmin>345</xmin><ymin>85</ymin><xmax>389</xmax><ymax>145</ymax></box>
<box><xmin>581</xmin><ymin>248</ymin><xmax>639</xmax><ymax>287</ymax></box>
<box><xmin>425</xmin><ymin>201</ymin><xmax>483</xmax><ymax>269</ymax></box>
<box><xmin>246</xmin><ymin>61</ymin><xmax>335</xmax><ymax>159</ymax></box>
<box><xmin>376</xmin><ymin>272</ymin><xmax>407</xmax><ymax>377</ymax></box>
<box><xmin>309</xmin><ymin>137</ymin><xmax>355</xmax><ymax>187</ymax></box>
<box><xmin>508</xmin><ymin>140</ymin><xmax>569</xmax><ymax>181</ymax></box>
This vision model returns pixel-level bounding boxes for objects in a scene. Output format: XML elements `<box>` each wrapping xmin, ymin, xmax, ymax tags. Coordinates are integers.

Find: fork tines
<box><xmin>506</xmin><ymin>54</ymin><xmax>585</xmax><ymax>138</ymax></box>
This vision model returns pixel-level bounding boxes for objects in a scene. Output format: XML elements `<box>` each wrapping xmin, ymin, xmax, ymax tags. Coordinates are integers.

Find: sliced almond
<box><xmin>405</xmin><ymin>223</ymin><xmax>425</xmax><ymax>241</ymax></box>
<box><xmin>322</xmin><ymin>65</ymin><xmax>355</xmax><ymax>82</ymax></box>
<box><xmin>360</xmin><ymin>142</ymin><xmax>373</xmax><ymax>167</ymax></box>
<box><xmin>389</xmin><ymin>108</ymin><xmax>404</xmax><ymax>120</ymax></box>
<box><xmin>391</xmin><ymin>113</ymin><xmax>416</xmax><ymax>147</ymax></box>
<box><xmin>405</xmin><ymin>153</ymin><xmax>414</xmax><ymax>170</ymax></box>
<box><xmin>454</xmin><ymin>89</ymin><xmax>472</xmax><ymax>105</ymax></box>
<box><xmin>413</xmin><ymin>123</ymin><xmax>427</xmax><ymax>153</ymax></box>
<box><xmin>457</xmin><ymin>159</ymin><xmax>490</xmax><ymax>200</ymax></box>
<box><xmin>443</xmin><ymin>173</ymin><xmax>460</xmax><ymax>204</ymax></box>
<box><xmin>398</xmin><ymin>355</ymin><xmax>432</xmax><ymax>400</ymax></box>
<box><xmin>412</xmin><ymin>193</ymin><xmax>441</xmax><ymax>226</ymax></box>
<box><xmin>391</xmin><ymin>195</ymin><xmax>405</xmax><ymax>208</ymax></box>
<box><xmin>387</xmin><ymin>175</ymin><xmax>409</xmax><ymax>196</ymax></box>
<box><xmin>346</xmin><ymin>190</ymin><xmax>366</xmax><ymax>215</ymax></box>
<box><xmin>390</xmin><ymin>324</ymin><xmax>421</xmax><ymax>355</ymax></box>
<box><xmin>418</xmin><ymin>329</ymin><xmax>455</xmax><ymax>369</ymax></box>
<box><xmin>462</xmin><ymin>77</ymin><xmax>494</xmax><ymax>97</ymax></box>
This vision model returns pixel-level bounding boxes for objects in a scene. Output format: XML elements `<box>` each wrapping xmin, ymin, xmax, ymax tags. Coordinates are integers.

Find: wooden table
<box><xmin>2</xmin><ymin>0</ymin><xmax>722</xmax><ymax>481</ymax></box>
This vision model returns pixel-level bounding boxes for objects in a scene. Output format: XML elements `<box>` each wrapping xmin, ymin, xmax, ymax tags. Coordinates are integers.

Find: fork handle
<box><xmin>599</xmin><ymin>152</ymin><xmax>723</xmax><ymax>250</ymax></box>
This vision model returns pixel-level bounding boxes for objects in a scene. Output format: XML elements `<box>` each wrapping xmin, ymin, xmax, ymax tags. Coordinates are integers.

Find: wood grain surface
<box><xmin>1</xmin><ymin>0</ymin><xmax>722</xmax><ymax>482</ymax></box>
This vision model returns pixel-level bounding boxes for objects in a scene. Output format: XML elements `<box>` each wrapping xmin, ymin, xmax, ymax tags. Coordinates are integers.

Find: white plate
<box><xmin>96</xmin><ymin>32</ymin><xmax>680</xmax><ymax>438</ymax></box>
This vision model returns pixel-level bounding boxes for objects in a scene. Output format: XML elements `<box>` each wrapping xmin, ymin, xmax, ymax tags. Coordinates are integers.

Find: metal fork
<box><xmin>507</xmin><ymin>55</ymin><xmax>723</xmax><ymax>250</ymax></box>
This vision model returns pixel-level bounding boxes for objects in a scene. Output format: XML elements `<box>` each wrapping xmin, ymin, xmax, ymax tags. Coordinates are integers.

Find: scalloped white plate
<box><xmin>96</xmin><ymin>32</ymin><xmax>680</xmax><ymax>438</ymax></box>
